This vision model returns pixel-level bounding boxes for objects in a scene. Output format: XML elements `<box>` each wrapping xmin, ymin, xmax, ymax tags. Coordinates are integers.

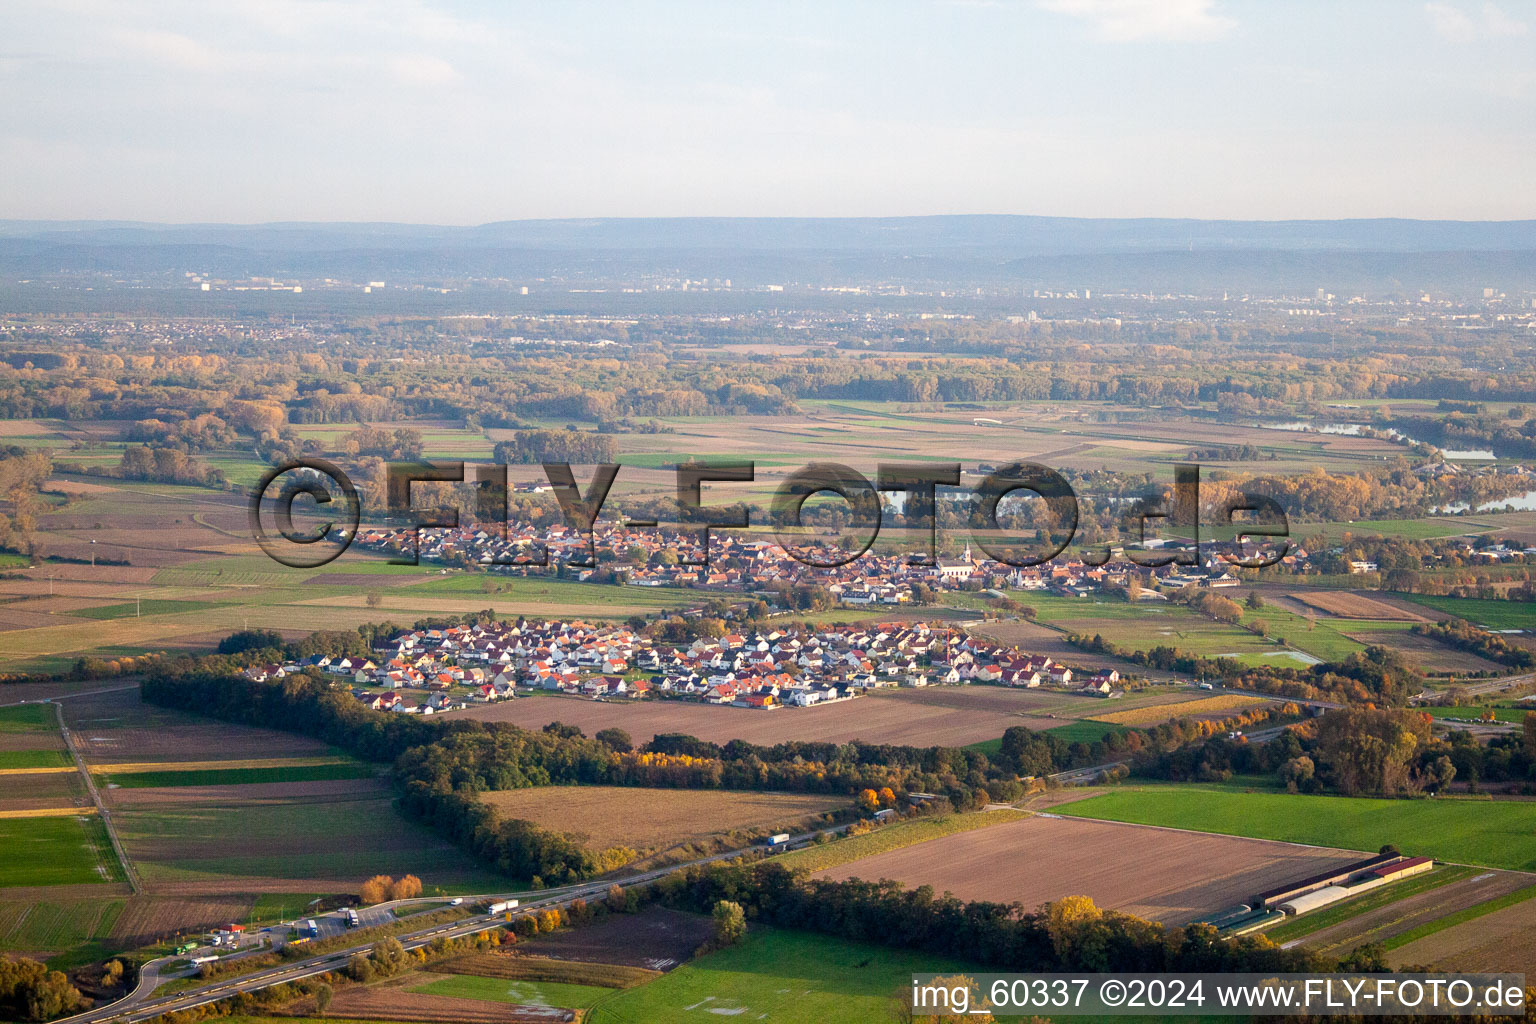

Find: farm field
<box><xmin>0</xmin><ymin>814</ymin><xmax>126</xmax><ymax>888</ymax></box>
<box><xmin>451</xmin><ymin>690</ymin><xmax>1063</xmax><ymax>747</ymax></box>
<box><xmin>477</xmin><ymin>787</ymin><xmax>846</xmax><ymax>851</ymax></box>
<box><xmin>1306</xmin><ymin>518</ymin><xmax>1478</xmax><ymax>541</ymax></box>
<box><xmin>1093</xmin><ymin>693</ymin><xmax>1268</xmax><ymax>726</ymax></box>
<box><xmin>316</xmin><ymin>972</ymin><xmax>559</xmax><ymax>1023</ymax></box>
<box><xmin>0</xmin><ymin>748</ymin><xmax>72</xmax><ymax>769</ymax></box>
<box><xmin>1056</xmin><ymin>784</ymin><xmax>1536</xmax><ymax>871</ymax></box>
<box><xmin>0</xmin><ymin>703</ymin><xmax>60</xmax><ymax>732</ymax></box>
<box><xmin>96</xmin><ymin>761</ymin><xmax>378</xmax><ymax>788</ymax></box>
<box><xmin>1402</xmin><ymin>595</ymin><xmax>1536</xmax><ymax>631</ymax></box>
<box><xmin>63</xmin><ymin>689</ymin><xmax>335</xmax><ymax>764</ymax></box>
<box><xmin>454</xmin><ymin>683</ymin><xmax>1246</xmax><ymax>751</ymax></box>
<box><xmin>1389</xmin><ymin>892</ymin><xmax>1536</xmax><ymax>974</ymax></box>
<box><xmin>774</xmin><ymin>809</ymin><xmax>1028</xmax><ymax>874</ymax></box>
<box><xmin>1342</xmin><ymin>628</ymin><xmax>1506</xmax><ymax>674</ymax></box>
<box><xmin>0</xmin><ymin>897</ymin><xmax>125</xmax><ymax>966</ymax></box>
<box><xmin>1285</xmin><ymin>591</ymin><xmax>1430</xmax><ymax>621</ymax></box>
<box><xmin>405</xmin><ymin>972</ymin><xmax>612</xmax><ymax>1009</ymax></box>
<box><xmin>809</xmin><ymin>814</ymin><xmax>1364</xmax><ymax>925</ymax></box>
<box><xmin>521</xmin><ymin>907</ymin><xmax>713</xmax><ymax>972</ymax></box>
<box><xmin>107</xmin><ymin>778</ymin><xmax>507</xmax><ymax>894</ymax></box>
<box><xmin>587</xmin><ymin>926</ymin><xmax>986</xmax><ymax>1024</ymax></box>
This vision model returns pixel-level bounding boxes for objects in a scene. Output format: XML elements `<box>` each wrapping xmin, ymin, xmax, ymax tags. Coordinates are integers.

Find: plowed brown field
<box><xmin>453</xmin><ymin>691</ymin><xmax>1060</xmax><ymax>747</ymax></box>
<box><xmin>812</xmin><ymin>814</ymin><xmax>1365</xmax><ymax>925</ymax></box>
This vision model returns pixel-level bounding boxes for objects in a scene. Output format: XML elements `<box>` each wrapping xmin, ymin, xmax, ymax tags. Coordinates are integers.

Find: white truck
<box><xmin>486</xmin><ymin>899</ymin><xmax>519</xmax><ymax>915</ymax></box>
<box><xmin>765</xmin><ymin>833</ymin><xmax>791</xmax><ymax>847</ymax></box>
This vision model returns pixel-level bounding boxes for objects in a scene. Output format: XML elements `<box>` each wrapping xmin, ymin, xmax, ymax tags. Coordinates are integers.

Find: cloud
<box><xmin>1425</xmin><ymin>2</ymin><xmax>1528</xmax><ymax>42</ymax></box>
<box><xmin>1038</xmin><ymin>0</ymin><xmax>1235</xmax><ymax>41</ymax></box>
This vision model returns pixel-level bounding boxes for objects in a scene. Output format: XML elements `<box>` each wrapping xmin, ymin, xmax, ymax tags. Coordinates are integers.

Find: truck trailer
<box><xmin>486</xmin><ymin>899</ymin><xmax>519</xmax><ymax>915</ymax></box>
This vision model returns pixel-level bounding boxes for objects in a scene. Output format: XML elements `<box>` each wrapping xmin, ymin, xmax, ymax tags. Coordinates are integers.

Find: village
<box><xmin>242</xmin><ymin>618</ymin><xmax>1126</xmax><ymax>716</ymax></box>
<box><xmin>350</xmin><ymin>520</ymin><xmax>1259</xmax><ymax>606</ymax></box>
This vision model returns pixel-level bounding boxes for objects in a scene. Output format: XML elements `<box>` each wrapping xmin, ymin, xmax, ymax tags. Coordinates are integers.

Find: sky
<box><xmin>1</xmin><ymin>0</ymin><xmax>1533</xmax><ymax>223</ymax></box>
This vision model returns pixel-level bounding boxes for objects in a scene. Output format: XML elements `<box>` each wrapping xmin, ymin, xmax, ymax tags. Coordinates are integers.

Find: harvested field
<box><xmin>109</xmin><ymin>895</ymin><xmax>257</xmax><ymax>947</ymax></box>
<box><xmin>522</xmin><ymin>907</ymin><xmax>712</xmax><ymax>972</ymax></box>
<box><xmin>65</xmin><ymin>690</ymin><xmax>332</xmax><ymax>764</ymax></box>
<box><xmin>317</xmin><ymin>975</ymin><xmax>573</xmax><ymax>1023</ymax></box>
<box><xmin>1093</xmin><ymin>693</ymin><xmax>1269</xmax><ymax>726</ymax></box>
<box><xmin>968</xmin><ymin>618</ymin><xmax>1148</xmax><ymax>672</ymax></box>
<box><xmin>1290</xmin><ymin>591</ymin><xmax>1427</xmax><ymax>621</ymax></box>
<box><xmin>478</xmin><ymin>787</ymin><xmax>843</xmax><ymax>851</ymax></box>
<box><xmin>811</xmin><ymin>814</ymin><xmax>1365</xmax><ymax>925</ymax></box>
<box><xmin>879</xmin><ymin>685</ymin><xmax>1083</xmax><ymax>716</ymax></box>
<box><xmin>305</xmin><ymin>572</ymin><xmax>427</xmax><ymax>588</ymax></box>
<box><xmin>1302</xmin><ymin>869</ymin><xmax>1534</xmax><ymax>956</ymax></box>
<box><xmin>105</xmin><ymin>777</ymin><xmax>383</xmax><ymax>808</ymax></box>
<box><xmin>112</xmin><ymin>779</ymin><xmax>505</xmax><ymax>894</ymax></box>
<box><xmin>451</xmin><ymin>692</ymin><xmax>1060</xmax><ymax>747</ymax></box>
<box><xmin>1343</xmin><ymin>629</ymin><xmax>1505</xmax><ymax>674</ymax></box>
<box><xmin>1389</xmin><ymin>895</ymin><xmax>1536</xmax><ymax>974</ymax></box>
<box><xmin>434</xmin><ymin>953</ymin><xmax>658</xmax><ymax>989</ymax></box>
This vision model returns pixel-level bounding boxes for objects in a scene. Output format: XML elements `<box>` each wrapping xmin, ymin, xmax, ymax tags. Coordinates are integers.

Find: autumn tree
<box><xmin>856</xmin><ymin>789</ymin><xmax>880</xmax><ymax>813</ymax></box>
<box><xmin>360</xmin><ymin>875</ymin><xmax>393</xmax><ymax>904</ymax></box>
<box><xmin>389</xmin><ymin>874</ymin><xmax>422</xmax><ymax>901</ymax></box>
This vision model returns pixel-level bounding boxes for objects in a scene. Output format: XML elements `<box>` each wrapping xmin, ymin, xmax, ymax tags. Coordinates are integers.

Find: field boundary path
<box><xmin>54</xmin><ymin>700</ymin><xmax>141</xmax><ymax>894</ymax></box>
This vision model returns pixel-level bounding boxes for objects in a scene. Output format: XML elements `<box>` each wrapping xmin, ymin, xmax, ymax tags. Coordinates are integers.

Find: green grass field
<box><xmin>0</xmin><ymin>704</ymin><xmax>57</xmax><ymax>732</ymax></box>
<box><xmin>116</xmin><ymin>795</ymin><xmax>508</xmax><ymax>891</ymax></box>
<box><xmin>1402</xmin><ymin>595</ymin><xmax>1535</xmax><ymax>631</ymax></box>
<box><xmin>247</xmin><ymin>893</ymin><xmax>329</xmax><ymax>925</ymax></box>
<box><xmin>407</xmin><ymin>973</ymin><xmax>612</xmax><ymax>1008</ymax></box>
<box><xmin>73</xmin><ymin>599</ymin><xmax>234</xmax><ymax>620</ymax></box>
<box><xmin>587</xmin><ymin>927</ymin><xmax>984</xmax><ymax>1024</ymax></box>
<box><xmin>98</xmin><ymin>762</ymin><xmax>377</xmax><ymax>788</ymax></box>
<box><xmin>0</xmin><ymin>897</ymin><xmax>126</xmax><ymax>968</ymax></box>
<box><xmin>0</xmin><ymin>748</ymin><xmax>71</xmax><ymax>769</ymax></box>
<box><xmin>965</xmin><ymin>719</ymin><xmax>1126</xmax><ymax>758</ymax></box>
<box><xmin>1308</xmin><ymin>519</ymin><xmax>1473</xmax><ymax>541</ymax></box>
<box><xmin>1057</xmin><ymin>784</ymin><xmax>1536</xmax><ymax>871</ymax></box>
<box><xmin>0</xmin><ymin>815</ymin><xmax>126</xmax><ymax>888</ymax></box>
<box><xmin>774</xmin><ymin>810</ymin><xmax>1027</xmax><ymax>875</ymax></box>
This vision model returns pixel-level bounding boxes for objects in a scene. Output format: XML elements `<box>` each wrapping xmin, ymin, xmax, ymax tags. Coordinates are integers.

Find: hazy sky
<box><xmin>2</xmin><ymin>0</ymin><xmax>1533</xmax><ymax>222</ymax></box>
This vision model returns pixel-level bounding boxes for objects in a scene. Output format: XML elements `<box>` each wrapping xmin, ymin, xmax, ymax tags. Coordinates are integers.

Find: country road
<box><xmin>53</xmin><ymin>700</ymin><xmax>141</xmax><ymax>894</ymax></box>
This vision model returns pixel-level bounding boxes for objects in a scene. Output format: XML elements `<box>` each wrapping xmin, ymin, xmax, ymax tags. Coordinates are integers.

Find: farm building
<box><xmin>1251</xmin><ymin>852</ymin><xmax>1402</xmax><ymax>908</ymax></box>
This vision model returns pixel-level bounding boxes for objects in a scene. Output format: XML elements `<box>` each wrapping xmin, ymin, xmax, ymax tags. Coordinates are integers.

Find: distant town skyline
<box><xmin>2</xmin><ymin>0</ymin><xmax>1532</xmax><ymax>223</ymax></box>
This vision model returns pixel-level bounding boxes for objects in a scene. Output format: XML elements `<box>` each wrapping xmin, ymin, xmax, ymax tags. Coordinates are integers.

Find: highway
<box><xmin>57</xmin><ymin>824</ymin><xmax>844</xmax><ymax>1024</ymax></box>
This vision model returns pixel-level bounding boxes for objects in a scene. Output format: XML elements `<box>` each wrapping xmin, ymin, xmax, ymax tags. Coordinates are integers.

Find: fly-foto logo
<box><xmin>249</xmin><ymin>459</ymin><xmax>1290</xmax><ymax>570</ymax></box>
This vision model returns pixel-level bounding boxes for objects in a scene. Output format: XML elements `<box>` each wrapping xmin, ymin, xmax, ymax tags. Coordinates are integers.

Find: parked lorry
<box><xmin>302</xmin><ymin>918</ymin><xmax>319</xmax><ymax>938</ymax></box>
<box><xmin>344</xmin><ymin>909</ymin><xmax>359</xmax><ymax>928</ymax></box>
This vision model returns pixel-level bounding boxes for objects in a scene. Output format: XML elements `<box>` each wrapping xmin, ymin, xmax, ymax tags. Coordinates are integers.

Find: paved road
<box><xmin>57</xmin><ymin>823</ymin><xmax>845</xmax><ymax>1024</ymax></box>
<box><xmin>53</xmin><ymin>701</ymin><xmax>141</xmax><ymax>895</ymax></box>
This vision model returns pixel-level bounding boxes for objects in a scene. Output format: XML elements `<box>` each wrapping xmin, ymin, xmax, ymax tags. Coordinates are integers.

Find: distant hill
<box><xmin>2</xmin><ymin>215</ymin><xmax>1534</xmax><ymax>253</ymax></box>
<box><xmin>1</xmin><ymin>216</ymin><xmax>1533</xmax><ymax>301</ymax></box>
